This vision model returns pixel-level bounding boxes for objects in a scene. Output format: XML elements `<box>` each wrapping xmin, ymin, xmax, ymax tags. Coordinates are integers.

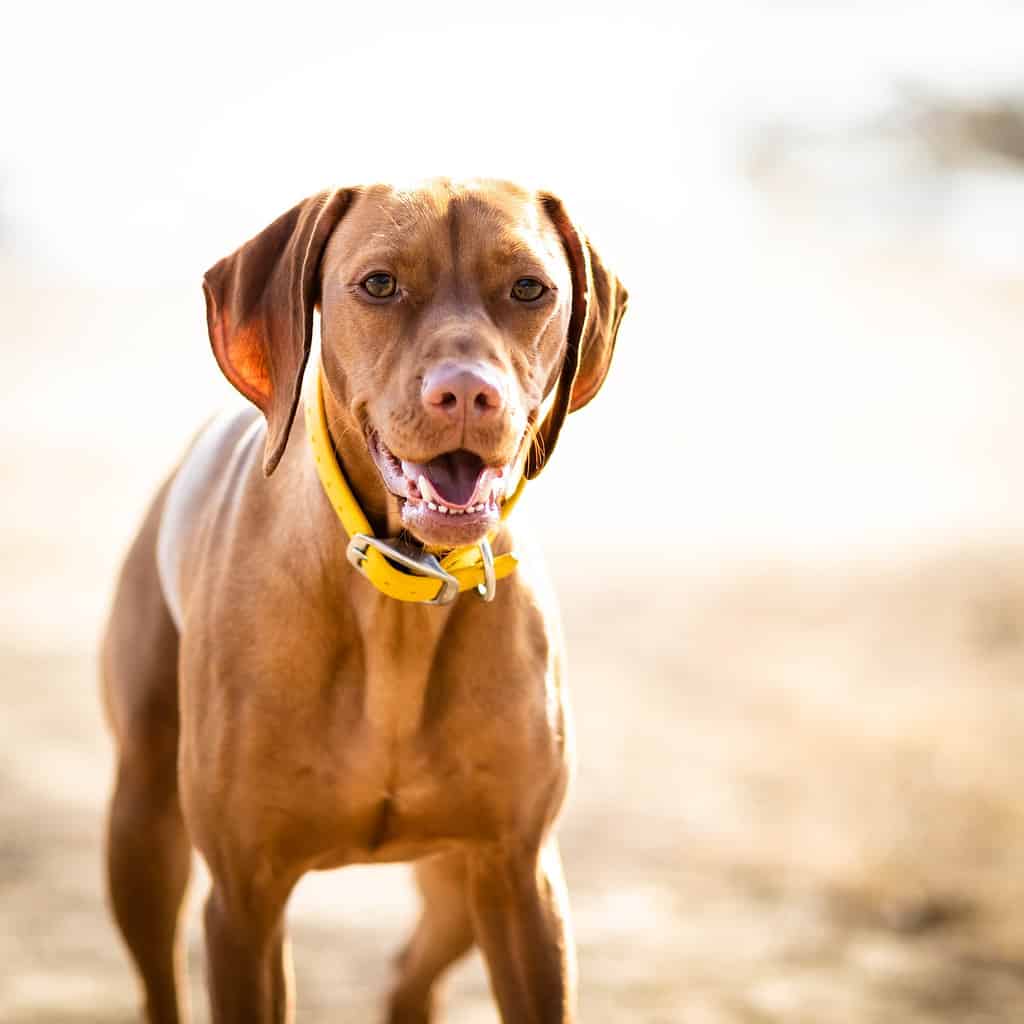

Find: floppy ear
<box><xmin>202</xmin><ymin>189</ymin><xmax>354</xmax><ymax>475</ymax></box>
<box><xmin>526</xmin><ymin>194</ymin><xmax>629</xmax><ymax>479</ymax></box>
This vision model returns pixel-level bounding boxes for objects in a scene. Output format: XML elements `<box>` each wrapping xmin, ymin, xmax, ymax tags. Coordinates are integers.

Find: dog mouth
<box><xmin>367</xmin><ymin>432</ymin><xmax>510</xmax><ymax>543</ymax></box>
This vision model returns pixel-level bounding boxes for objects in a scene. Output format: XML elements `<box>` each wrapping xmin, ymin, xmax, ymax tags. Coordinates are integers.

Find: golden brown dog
<box><xmin>101</xmin><ymin>179</ymin><xmax>627</xmax><ymax>1023</ymax></box>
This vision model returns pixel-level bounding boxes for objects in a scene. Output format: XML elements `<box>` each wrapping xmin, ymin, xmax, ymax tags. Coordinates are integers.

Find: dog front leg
<box><xmin>202</xmin><ymin>872</ymin><xmax>295</xmax><ymax>1024</ymax></box>
<box><xmin>467</xmin><ymin>839</ymin><xmax>577</xmax><ymax>1024</ymax></box>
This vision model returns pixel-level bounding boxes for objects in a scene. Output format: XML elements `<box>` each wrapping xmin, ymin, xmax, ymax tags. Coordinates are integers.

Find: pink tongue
<box><xmin>413</xmin><ymin>450</ymin><xmax>486</xmax><ymax>507</ymax></box>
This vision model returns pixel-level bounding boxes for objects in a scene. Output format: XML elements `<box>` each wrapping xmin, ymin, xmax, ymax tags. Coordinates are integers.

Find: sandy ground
<box><xmin>6</xmin><ymin>531</ymin><xmax>1024</xmax><ymax>1023</ymax></box>
<box><xmin>4</xmin><ymin>232</ymin><xmax>1024</xmax><ymax>1022</ymax></box>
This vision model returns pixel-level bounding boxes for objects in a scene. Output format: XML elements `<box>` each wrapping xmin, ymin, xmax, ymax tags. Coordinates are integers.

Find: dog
<box><xmin>101</xmin><ymin>178</ymin><xmax>627</xmax><ymax>1023</ymax></box>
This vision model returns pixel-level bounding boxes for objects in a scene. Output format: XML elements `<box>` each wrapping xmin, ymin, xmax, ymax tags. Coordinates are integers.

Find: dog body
<box><xmin>101</xmin><ymin>180</ymin><xmax>626</xmax><ymax>1023</ymax></box>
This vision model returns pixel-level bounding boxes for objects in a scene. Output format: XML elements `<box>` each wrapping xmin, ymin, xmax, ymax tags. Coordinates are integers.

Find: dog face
<box><xmin>320</xmin><ymin>181</ymin><xmax>575</xmax><ymax>548</ymax></box>
<box><xmin>203</xmin><ymin>179</ymin><xmax>627</xmax><ymax>549</ymax></box>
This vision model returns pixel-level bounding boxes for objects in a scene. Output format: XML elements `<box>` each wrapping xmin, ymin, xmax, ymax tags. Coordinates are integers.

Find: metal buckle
<box><xmin>346</xmin><ymin>534</ymin><xmax>460</xmax><ymax>605</ymax></box>
<box><xmin>476</xmin><ymin>537</ymin><xmax>496</xmax><ymax>602</ymax></box>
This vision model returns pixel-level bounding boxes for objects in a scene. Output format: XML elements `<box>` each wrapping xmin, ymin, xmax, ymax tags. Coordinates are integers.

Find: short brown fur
<box><xmin>101</xmin><ymin>179</ymin><xmax>627</xmax><ymax>1023</ymax></box>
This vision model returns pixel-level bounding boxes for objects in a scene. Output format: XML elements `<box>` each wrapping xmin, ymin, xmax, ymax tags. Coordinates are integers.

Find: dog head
<box><xmin>203</xmin><ymin>179</ymin><xmax>627</xmax><ymax>548</ymax></box>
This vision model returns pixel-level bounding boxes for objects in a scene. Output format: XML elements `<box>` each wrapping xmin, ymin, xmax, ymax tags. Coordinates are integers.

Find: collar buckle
<box><xmin>475</xmin><ymin>537</ymin><xmax>497</xmax><ymax>602</ymax></box>
<box><xmin>346</xmin><ymin>534</ymin><xmax>460</xmax><ymax>606</ymax></box>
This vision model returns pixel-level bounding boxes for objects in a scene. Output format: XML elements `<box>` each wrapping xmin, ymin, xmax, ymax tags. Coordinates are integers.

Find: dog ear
<box><xmin>526</xmin><ymin>194</ymin><xmax>629</xmax><ymax>479</ymax></box>
<box><xmin>202</xmin><ymin>189</ymin><xmax>354</xmax><ymax>475</ymax></box>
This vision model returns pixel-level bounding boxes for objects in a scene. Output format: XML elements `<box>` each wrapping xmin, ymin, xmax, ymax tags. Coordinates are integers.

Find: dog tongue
<box><xmin>405</xmin><ymin>450</ymin><xmax>486</xmax><ymax>507</ymax></box>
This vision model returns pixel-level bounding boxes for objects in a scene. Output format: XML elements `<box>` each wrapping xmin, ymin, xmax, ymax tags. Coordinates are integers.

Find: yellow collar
<box><xmin>305</xmin><ymin>371</ymin><xmax>521</xmax><ymax>605</ymax></box>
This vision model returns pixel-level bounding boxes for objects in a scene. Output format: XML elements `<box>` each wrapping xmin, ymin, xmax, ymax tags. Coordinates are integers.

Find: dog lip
<box><xmin>400</xmin><ymin>453</ymin><xmax>504</xmax><ymax>511</ymax></box>
<box><xmin>365</xmin><ymin>430</ymin><xmax>410</xmax><ymax>501</ymax></box>
<box><xmin>364</xmin><ymin>432</ymin><xmax>514</xmax><ymax>551</ymax></box>
<box><xmin>367</xmin><ymin>431</ymin><xmax>510</xmax><ymax>511</ymax></box>
<box><xmin>340</xmin><ymin>416</ymin><xmax>520</xmax><ymax>550</ymax></box>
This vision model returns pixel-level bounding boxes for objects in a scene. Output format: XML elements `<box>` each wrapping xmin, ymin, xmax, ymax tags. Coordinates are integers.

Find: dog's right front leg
<box><xmin>202</xmin><ymin>872</ymin><xmax>295</xmax><ymax>1024</ymax></box>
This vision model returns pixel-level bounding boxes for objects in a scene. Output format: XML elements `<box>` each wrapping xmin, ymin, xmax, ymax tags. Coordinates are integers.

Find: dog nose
<box><xmin>421</xmin><ymin>363</ymin><xmax>505</xmax><ymax>421</ymax></box>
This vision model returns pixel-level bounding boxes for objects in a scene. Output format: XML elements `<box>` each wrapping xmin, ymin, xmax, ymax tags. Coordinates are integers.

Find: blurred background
<box><xmin>5</xmin><ymin>2</ymin><xmax>1024</xmax><ymax>1021</ymax></box>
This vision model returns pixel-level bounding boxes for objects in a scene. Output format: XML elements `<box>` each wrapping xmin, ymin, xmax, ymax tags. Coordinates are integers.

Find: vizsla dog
<box><xmin>101</xmin><ymin>179</ymin><xmax>627</xmax><ymax>1024</ymax></box>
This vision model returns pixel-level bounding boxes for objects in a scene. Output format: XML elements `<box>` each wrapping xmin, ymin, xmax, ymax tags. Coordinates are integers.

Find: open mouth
<box><xmin>367</xmin><ymin>432</ymin><xmax>510</xmax><ymax>544</ymax></box>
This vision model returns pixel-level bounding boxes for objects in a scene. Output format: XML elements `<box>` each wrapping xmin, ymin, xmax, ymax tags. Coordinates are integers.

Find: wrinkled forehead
<box><xmin>324</xmin><ymin>180</ymin><xmax>569</xmax><ymax>282</ymax></box>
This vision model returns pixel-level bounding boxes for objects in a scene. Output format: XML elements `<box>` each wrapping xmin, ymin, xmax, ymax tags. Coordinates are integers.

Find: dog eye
<box><xmin>362</xmin><ymin>272</ymin><xmax>397</xmax><ymax>299</ymax></box>
<box><xmin>511</xmin><ymin>278</ymin><xmax>546</xmax><ymax>302</ymax></box>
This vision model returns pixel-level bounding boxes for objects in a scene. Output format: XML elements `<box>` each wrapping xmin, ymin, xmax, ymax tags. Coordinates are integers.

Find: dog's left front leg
<box><xmin>467</xmin><ymin>839</ymin><xmax>577</xmax><ymax>1024</ymax></box>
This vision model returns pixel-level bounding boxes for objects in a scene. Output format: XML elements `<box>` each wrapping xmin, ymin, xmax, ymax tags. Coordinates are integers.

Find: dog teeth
<box><xmin>418</xmin><ymin>499</ymin><xmax>497</xmax><ymax>516</ymax></box>
<box><xmin>417</xmin><ymin>475</ymin><xmax>436</xmax><ymax>503</ymax></box>
<box><xmin>421</xmin><ymin>503</ymin><xmax>490</xmax><ymax>516</ymax></box>
<box><xmin>420</xmin><ymin>503</ymin><xmax>483</xmax><ymax>516</ymax></box>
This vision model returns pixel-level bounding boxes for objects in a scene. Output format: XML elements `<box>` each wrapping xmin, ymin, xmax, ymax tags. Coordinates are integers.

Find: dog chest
<box><xmin>293</xmin><ymin>678</ymin><xmax>569</xmax><ymax>867</ymax></box>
